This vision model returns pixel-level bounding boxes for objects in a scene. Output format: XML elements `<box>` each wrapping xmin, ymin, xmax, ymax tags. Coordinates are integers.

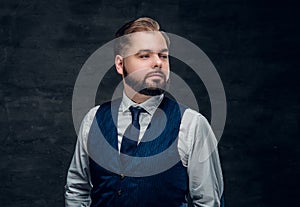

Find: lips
<box><xmin>146</xmin><ymin>72</ymin><xmax>165</xmax><ymax>78</ymax></box>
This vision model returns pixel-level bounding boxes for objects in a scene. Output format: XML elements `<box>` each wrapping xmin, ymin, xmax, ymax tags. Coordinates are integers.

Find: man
<box><xmin>65</xmin><ymin>17</ymin><xmax>224</xmax><ymax>207</ymax></box>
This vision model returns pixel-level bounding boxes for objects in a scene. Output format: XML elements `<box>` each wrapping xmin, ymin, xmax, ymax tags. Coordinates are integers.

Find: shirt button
<box><xmin>117</xmin><ymin>189</ymin><xmax>122</xmax><ymax>196</ymax></box>
<box><xmin>120</xmin><ymin>174</ymin><xmax>125</xmax><ymax>179</ymax></box>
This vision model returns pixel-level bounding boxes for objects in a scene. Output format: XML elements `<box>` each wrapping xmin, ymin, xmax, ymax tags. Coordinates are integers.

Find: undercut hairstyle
<box><xmin>114</xmin><ymin>17</ymin><xmax>170</xmax><ymax>56</ymax></box>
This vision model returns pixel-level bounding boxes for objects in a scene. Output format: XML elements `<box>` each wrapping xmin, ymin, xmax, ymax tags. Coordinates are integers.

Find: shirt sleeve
<box><xmin>64</xmin><ymin>106</ymin><xmax>99</xmax><ymax>207</ymax></box>
<box><xmin>183</xmin><ymin>109</ymin><xmax>224</xmax><ymax>207</ymax></box>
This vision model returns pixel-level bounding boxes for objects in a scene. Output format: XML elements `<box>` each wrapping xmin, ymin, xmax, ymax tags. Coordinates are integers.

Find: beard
<box><xmin>123</xmin><ymin>66</ymin><xmax>169</xmax><ymax>96</ymax></box>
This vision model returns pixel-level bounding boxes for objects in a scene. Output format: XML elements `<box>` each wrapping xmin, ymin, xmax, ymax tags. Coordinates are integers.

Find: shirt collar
<box><xmin>120</xmin><ymin>91</ymin><xmax>164</xmax><ymax>115</ymax></box>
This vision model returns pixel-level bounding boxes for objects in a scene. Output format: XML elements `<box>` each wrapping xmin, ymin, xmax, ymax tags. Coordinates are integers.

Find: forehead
<box><xmin>125</xmin><ymin>32</ymin><xmax>168</xmax><ymax>55</ymax></box>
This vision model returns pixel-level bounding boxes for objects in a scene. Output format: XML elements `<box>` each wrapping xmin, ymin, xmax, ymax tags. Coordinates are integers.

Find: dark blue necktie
<box><xmin>120</xmin><ymin>106</ymin><xmax>145</xmax><ymax>156</ymax></box>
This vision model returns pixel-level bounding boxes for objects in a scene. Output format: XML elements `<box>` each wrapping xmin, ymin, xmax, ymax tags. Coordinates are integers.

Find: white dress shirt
<box><xmin>65</xmin><ymin>93</ymin><xmax>224</xmax><ymax>207</ymax></box>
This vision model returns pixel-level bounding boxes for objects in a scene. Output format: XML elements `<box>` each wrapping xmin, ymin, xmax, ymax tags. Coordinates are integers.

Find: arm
<box><xmin>65</xmin><ymin>107</ymin><xmax>99</xmax><ymax>207</ymax></box>
<box><xmin>184</xmin><ymin>110</ymin><xmax>224</xmax><ymax>207</ymax></box>
<box><xmin>65</xmin><ymin>139</ymin><xmax>91</xmax><ymax>206</ymax></box>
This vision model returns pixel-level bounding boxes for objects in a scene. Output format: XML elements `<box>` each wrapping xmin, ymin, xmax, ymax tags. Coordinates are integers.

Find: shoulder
<box><xmin>82</xmin><ymin>105</ymin><xmax>100</xmax><ymax>124</ymax></box>
<box><xmin>183</xmin><ymin>108</ymin><xmax>209</xmax><ymax>125</ymax></box>
<box><xmin>180</xmin><ymin>108</ymin><xmax>218</xmax><ymax>159</ymax></box>
<box><xmin>76</xmin><ymin>105</ymin><xmax>100</xmax><ymax>150</ymax></box>
<box><xmin>178</xmin><ymin>108</ymin><xmax>214</xmax><ymax>164</ymax></box>
<box><xmin>79</xmin><ymin>106</ymin><xmax>100</xmax><ymax>137</ymax></box>
<box><xmin>80</xmin><ymin>98</ymin><xmax>121</xmax><ymax>131</ymax></box>
<box><xmin>181</xmin><ymin>108</ymin><xmax>213</xmax><ymax>138</ymax></box>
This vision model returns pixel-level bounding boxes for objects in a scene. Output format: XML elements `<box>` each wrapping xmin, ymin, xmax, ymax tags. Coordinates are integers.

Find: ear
<box><xmin>115</xmin><ymin>55</ymin><xmax>124</xmax><ymax>75</ymax></box>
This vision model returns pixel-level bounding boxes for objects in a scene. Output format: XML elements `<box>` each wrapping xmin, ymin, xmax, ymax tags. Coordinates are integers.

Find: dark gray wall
<box><xmin>0</xmin><ymin>0</ymin><xmax>299</xmax><ymax>206</ymax></box>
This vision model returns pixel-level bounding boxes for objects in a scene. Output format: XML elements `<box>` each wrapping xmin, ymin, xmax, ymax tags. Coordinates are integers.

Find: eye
<box><xmin>159</xmin><ymin>54</ymin><xmax>168</xmax><ymax>59</ymax></box>
<box><xmin>139</xmin><ymin>54</ymin><xmax>150</xmax><ymax>59</ymax></box>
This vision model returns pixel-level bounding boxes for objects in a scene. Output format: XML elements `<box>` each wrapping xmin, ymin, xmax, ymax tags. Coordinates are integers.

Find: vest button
<box><xmin>120</xmin><ymin>174</ymin><xmax>125</xmax><ymax>179</ymax></box>
<box><xmin>117</xmin><ymin>189</ymin><xmax>122</xmax><ymax>196</ymax></box>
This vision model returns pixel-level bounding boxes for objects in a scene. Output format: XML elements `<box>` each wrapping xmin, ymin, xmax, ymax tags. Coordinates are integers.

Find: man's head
<box><xmin>114</xmin><ymin>17</ymin><xmax>170</xmax><ymax>101</ymax></box>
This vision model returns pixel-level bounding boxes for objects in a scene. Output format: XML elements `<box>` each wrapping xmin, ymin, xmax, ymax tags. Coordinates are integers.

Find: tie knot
<box><xmin>129</xmin><ymin>106</ymin><xmax>145</xmax><ymax>123</ymax></box>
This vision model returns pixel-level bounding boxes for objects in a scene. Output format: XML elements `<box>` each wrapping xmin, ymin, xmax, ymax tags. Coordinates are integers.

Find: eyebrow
<box><xmin>136</xmin><ymin>49</ymin><xmax>169</xmax><ymax>54</ymax></box>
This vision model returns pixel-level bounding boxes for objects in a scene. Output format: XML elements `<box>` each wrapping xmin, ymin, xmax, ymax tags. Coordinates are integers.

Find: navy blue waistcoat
<box><xmin>88</xmin><ymin>97</ymin><xmax>188</xmax><ymax>207</ymax></box>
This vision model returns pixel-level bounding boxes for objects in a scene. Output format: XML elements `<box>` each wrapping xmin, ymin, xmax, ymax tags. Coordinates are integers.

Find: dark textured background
<box><xmin>0</xmin><ymin>0</ymin><xmax>299</xmax><ymax>206</ymax></box>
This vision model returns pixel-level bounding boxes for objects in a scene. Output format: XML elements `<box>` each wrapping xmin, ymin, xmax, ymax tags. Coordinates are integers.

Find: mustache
<box><xmin>145</xmin><ymin>70</ymin><xmax>166</xmax><ymax>79</ymax></box>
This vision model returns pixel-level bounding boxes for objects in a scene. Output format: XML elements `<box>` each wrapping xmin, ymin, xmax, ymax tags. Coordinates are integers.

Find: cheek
<box><xmin>125</xmin><ymin>60</ymin><xmax>149</xmax><ymax>72</ymax></box>
<box><xmin>162</xmin><ymin>64</ymin><xmax>170</xmax><ymax>72</ymax></box>
<box><xmin>125</xmin><ymin>62</ymin><xmax>149</xmax><ymax>78</ymax></box>
<box><xmin>162</xmin><ymin>67</ymin><xmax>170</xmax><ymax>79</ymax></box>
<box><xmin>162</xmin><ymin>61</ymin><xmax>170</xmax><ymax>69</ymax></box>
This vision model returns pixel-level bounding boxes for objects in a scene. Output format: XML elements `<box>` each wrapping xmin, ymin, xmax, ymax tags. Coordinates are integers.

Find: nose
<box><xmin>152</xmin><ymin>54</ymin><xmax>162</xmax><ymax>69</ymax></box>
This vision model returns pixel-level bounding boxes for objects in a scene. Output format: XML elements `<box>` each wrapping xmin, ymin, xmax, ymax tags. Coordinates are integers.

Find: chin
<box><xmin>139</xmin><ymin>88</ymin><xmax>165</xmax><ymax>96</ymax></box>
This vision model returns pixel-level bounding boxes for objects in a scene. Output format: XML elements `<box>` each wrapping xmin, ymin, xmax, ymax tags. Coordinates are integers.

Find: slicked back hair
<box><xmin>114</xmin><ymin>17</ymin><xmax>170</xmax><ymax>56</ymax></box>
